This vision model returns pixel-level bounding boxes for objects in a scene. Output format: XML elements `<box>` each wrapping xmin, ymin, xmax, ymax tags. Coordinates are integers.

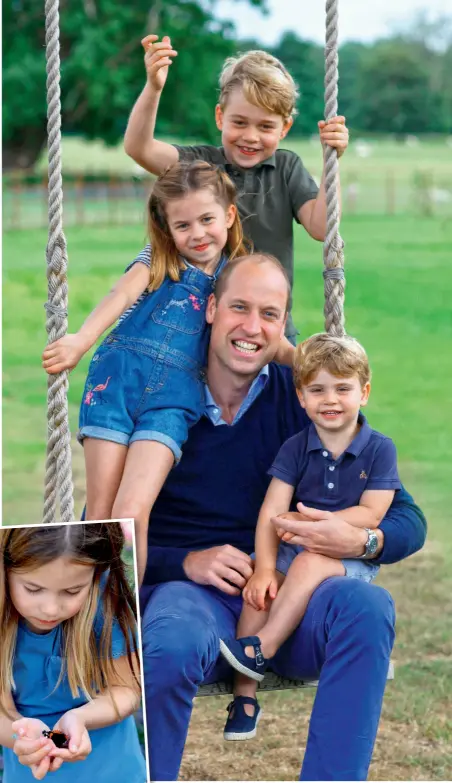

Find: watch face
<box><xmin>368</xmin><ymin>532</ymin><xmax>379</xmax><ymax>554</ymax></box>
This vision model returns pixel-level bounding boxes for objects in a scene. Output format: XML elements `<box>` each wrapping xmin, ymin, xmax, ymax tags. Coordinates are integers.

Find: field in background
<box><xmin>35</xmin><ymin>133</ymin><xmax>452</xmax><ymax>180</ymax></box>
<box><xmin>3</xmin><ymin>212</ymin><xmax>452</xmax><ymax>778</ymax></box>
<box><xmin>3</xmin><ymin>135</ymin><xmax>452</xmax><ymax>230</ymax></box>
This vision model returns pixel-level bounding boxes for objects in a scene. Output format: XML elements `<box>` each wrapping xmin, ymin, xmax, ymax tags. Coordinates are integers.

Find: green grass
<box><xmin>33</xmin><ymin>135</ymin><xmax>452</xmax><ymax>182</ymax></box>
<box><xmin>3</xmin><ymin>135</ymin><xmax>452</xmax><ymax>231</ymax></box>
<box><xmin>3</xmin><ymin>214</ymin><xmax>452</xmax><ymax>778</ymax></box>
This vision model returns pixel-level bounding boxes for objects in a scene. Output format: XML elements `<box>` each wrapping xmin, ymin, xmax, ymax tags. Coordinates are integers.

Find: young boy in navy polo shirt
<box><xmin>220</xmin><ymin>333</ymin><xmax>401</xmax><ymax>740</ymax></box>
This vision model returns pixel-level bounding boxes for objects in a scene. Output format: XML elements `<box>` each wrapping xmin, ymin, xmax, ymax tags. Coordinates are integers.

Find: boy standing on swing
<box><xmin>124</xmin><ymin>37</ymin><xmax>349</xmax><ymax>343</ymax></box>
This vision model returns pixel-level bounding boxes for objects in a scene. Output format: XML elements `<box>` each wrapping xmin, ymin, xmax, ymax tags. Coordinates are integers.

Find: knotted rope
<box><xmin>43</xmin><ymin>0</ymin><xmax>74</xmax><ymax>523</ymax></box>
<box><xmin>323</xmin><ymin>0</ymin><xmax>346</xmax><ymax>336</ymax></box>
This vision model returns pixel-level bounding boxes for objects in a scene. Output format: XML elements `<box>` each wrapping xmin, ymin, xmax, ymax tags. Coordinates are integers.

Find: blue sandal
<box><xmin>224</xmin><ymin>696</ymin><xmax>262</xmax><ymax>741</ymax></box>
<box><xmin>219</xmin><ymin>635</ymin><xmax>269</xmax><ymax>681</ymax></box>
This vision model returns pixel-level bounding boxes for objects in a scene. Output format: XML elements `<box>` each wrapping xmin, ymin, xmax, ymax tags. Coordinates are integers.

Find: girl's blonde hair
<box><xmin>219</xmin><ymin>50</ymin><xmax>298</xmax><ymax>123</ymax></box>
<box><xmin>0</xmin><ymin>523</ymin><xmax>139</xmax><ymax>719</ymax></box>
<box><xmin>293</xmin><ymin>333</ymin><xmax>372</xmax><ymax>389</ymax></box>
<box><xmin>148</xmin><ymin>160</ymin><xmax>248</xmax><ymax>291</ymax></box>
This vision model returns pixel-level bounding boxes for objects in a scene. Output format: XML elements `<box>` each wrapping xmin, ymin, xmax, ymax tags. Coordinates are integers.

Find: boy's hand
<box><xmin>243</xmin><ymin>569</ymin><xmax>278</xmax><ymax>611</ymax></box>
<box><xmin>273</xmin><ymin>509</ymin><xmax>312</xmax><ymax>542</ymax></box>
<box><xmin>42</xmin><ymin>334</ymin><xmax>86</xmax><ymax>374</ymax></box>
<box><xmin>47</xmin><ymin>711</ymin><xmax>92</xmax><ymax>765</ymax></box>
<box><xmin>318</xmin><ymin>116</ymin><xmax>349</xmax><ymax>158</ymax></box>
<box><xmin>141</xmin><ymin>34</ymin><xmax>178</xmax><ymax>93</ymax></box>
<box><xmin>12</xmin><ymin>718</ymin><xmax>55</xmax><ymax>780</ymax></box>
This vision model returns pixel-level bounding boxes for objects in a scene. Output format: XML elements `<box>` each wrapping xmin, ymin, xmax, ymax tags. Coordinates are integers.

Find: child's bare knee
<box><xmin>292</xmin><ymin>550</ymin><xmax>345</xmax><ymax>576</ymax></box>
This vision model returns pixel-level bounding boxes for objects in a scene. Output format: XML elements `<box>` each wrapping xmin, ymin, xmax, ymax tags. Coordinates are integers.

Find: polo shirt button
<box><xmin>322</xmin><ymin>450</ymin><xmax>328</xmax><ymax>457</ymax></box>
<box><xmin>329</xmin><ymin>466</ymin><xmax>335</xmax><ymax>471</ymax></box>
<box><xmin>328</xmin><ymin>482</ymin><xmax>334</xmax><ymax>489</ymax></box>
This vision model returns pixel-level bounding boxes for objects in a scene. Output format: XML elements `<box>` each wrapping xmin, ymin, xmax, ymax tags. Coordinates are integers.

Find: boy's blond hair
<box><xmin>219</xmin><ymin>50</ymin><xmax>298</xmax><ymax>122</ymax></box>
<box><xmin>293</xmin><ymin>333</ymin><xmax>372</xmax><ymax>389</ymax></box>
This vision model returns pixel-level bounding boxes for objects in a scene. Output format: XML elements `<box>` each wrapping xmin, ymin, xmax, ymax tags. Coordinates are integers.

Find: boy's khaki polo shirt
<box><xmin>175</xmin><ymin>145</ymin><xmax>319</xmax><ymax>340</ymax></box>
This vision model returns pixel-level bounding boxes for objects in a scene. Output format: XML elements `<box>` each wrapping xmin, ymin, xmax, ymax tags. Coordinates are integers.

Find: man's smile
<box><xmin>232</xmin><ymin>340</ymin><xmax>260</xmax><ymax>355</ymax></box>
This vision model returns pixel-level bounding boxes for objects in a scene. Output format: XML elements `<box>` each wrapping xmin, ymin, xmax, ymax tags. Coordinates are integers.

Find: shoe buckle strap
<box><xmin>253</xmin><ymin>641</ymin><xmax>265</xmax><ymax>669</ymax></box>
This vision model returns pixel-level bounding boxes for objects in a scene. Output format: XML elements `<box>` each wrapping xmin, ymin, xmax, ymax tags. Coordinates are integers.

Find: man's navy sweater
<box><xmin>146</xmin><ymin>364</ymin><xmax>427</xmax><ymax>584</ymax></box>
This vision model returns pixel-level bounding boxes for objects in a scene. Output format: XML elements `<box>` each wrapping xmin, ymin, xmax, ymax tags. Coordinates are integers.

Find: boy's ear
<box><xmin>206</xmin><ymin>293</ymin><xmax>217</xmax><ymax>324</ymax></box>
<box><xmin>360</xmin><ymin>381</ymin><xmax>371</xmax><ymax>407</ymax></box>
<box><xmin>280</xmin><ymin>117</ymin><xmax>293</xmax><ymax>139</ymax></box>
<box><xmin>296</xmin><ymin>388</ymin><xmax>306</xmax><ymax>409</ymax></box>
<box><xmin>215</xmin><ymin>104</ymin><xmax>224</xmax><ymax>132</ymax></box>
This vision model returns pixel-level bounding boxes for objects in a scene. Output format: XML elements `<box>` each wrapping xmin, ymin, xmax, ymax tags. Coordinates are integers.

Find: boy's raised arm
<box><xmin>124</xmin><ymin>35</ymin><xmax>179</xmax><ymax>174</ymax></box>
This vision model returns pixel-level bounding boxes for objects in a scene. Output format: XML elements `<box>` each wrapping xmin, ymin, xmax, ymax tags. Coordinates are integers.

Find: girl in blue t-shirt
<box><xmin>0</xmin><ymin>522</ymin><xmax>146</xmax><ymax>782</ymax></box>
<box><xmin>42</xmin><ymin>161</ymin><xmax>252</xmax><ymax>583</ymax></box>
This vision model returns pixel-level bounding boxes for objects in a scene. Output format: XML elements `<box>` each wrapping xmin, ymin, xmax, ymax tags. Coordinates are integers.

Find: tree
<box><xmin>356</xmin><ymin>39</ymin><xmax>434</xmax><ymax>135</ymax></box>
<box><xmin>335</xmin><ymin>41</ymin><xmax>368</xmax><ymax>131</ymax></box>
<box><xmin>2</xmin><ymin>0</ymin><xmax>265</xmax><ymax>169</ymax></box>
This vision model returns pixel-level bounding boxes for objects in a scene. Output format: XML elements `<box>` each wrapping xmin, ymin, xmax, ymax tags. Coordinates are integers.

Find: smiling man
<box><xmin>140</xmin><ymin>253</ymin><xmax>427</xmax><ymax>781</ymax></box>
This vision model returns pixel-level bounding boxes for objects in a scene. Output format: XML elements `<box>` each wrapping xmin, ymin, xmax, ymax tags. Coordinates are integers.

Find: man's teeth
<box><xmin>233</xmin><ymin>340</ymin><xmax>258</xmax><ymax>354</ymax></box>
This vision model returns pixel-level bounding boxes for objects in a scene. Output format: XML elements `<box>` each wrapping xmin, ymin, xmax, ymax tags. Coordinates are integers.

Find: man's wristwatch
<box><xmin>359</xmin><ymin>528</ymin><xmax>379</xmax><ymax>559</ymax></box>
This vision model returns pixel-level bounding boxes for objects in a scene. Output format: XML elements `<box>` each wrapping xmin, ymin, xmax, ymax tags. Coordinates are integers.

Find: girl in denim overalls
<box><xmin>43</xmin><ymin>161</ymin><xmax>248</xmax><ymax>582</ymax></box>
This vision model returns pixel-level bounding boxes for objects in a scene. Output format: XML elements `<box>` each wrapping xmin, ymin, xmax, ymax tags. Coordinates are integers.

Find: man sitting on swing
<box><xmin>140</xmin><ymin>254</ymin><xmax>426</xmax><ymax>781</ymax></box>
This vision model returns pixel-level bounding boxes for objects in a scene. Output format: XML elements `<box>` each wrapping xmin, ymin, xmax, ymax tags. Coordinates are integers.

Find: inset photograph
<box><xmin>0</xmin><ymin>520</ymin><xmax>148</xmax><ymax>782</ymax></box>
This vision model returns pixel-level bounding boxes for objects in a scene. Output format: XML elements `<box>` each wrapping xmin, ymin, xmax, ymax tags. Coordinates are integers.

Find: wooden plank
<box><xmin>197</xmin><ymin>661</ymin><xmax>394</xmax><ymax>697</ymax></box>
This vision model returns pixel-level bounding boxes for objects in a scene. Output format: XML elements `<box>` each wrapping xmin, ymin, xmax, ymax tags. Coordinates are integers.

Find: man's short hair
<box><xmin>214</xmin><ymin>253</ymin><xmax>291</xmax><ymax>312</ymax></box>
<box><xmin>293</xmin><ymin>333</ymin><xmax>372</xmax><ymax>388</ymax></box>
<box><xmin>219</xmin><ymin>50</ymin><xmax>298</xmax><ymax>123</ymax></box>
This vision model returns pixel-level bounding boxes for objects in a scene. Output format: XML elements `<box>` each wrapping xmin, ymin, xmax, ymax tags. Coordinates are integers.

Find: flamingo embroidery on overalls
<box><xmin>84</xmin><ymin>377</ymin><xmax>111</xmax><ymax>406</ymax></box>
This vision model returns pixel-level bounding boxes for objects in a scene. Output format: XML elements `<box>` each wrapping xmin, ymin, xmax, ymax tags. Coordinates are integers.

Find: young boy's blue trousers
<box><xmin>140</xmin><ymin>576</ymin><xmax>395</xmax><ymax>781</ymax></box>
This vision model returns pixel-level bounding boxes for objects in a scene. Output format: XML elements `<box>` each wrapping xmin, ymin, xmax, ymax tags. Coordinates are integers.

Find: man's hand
<box><xmin>243</xmin><ymin>569</ymin><xmax>278</xmax><ymax>611</ymax></box>
<box><xmin>183</xmin><ymin>545</ymin><xmax>254</xmax><ymax>595</ymax></box>
<box><xmin>275</xmin><ymin>508</ymin><xmax>313</xmax><ymax>542</ymax></box>
<box><xmin>272</xmin><ymin>502</ymin><xmax>369</xmax><ymax>559</ymax></box>
<box><xmin>42</xmin><ymin>334</ymin><xmax>86</xmax><ymax>375</ymax></box>
<box><xmin>318</xmin><ymin>115</ymin><xmax>349</xmax><ymax>158</ymax></box>
<box><xmin>142</xmin><ymin>34</ymin><xmax>178</xmax><ymax>93</ymax></box>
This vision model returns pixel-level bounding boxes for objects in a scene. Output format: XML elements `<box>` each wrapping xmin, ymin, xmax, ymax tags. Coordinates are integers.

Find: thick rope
<box><xmin>323</xmin><ymin>0</ymin><xmax>346</xmax><ymax>336</ymax></box>
<box><xmin>43</xmin><ymin>0</ymin><xmax>75</xmax><ymax>523</ymax></box>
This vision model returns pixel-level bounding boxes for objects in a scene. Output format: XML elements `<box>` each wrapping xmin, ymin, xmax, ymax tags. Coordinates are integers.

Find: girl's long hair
<box><xmin>147</xmin><ymin>160</ymin><xmax>249</xmax><ymax>290</ymax></box>
<box><xmin>0</xmin><ymin>523</ymin><xmax>139</xmax><ymax>717</ymax></box>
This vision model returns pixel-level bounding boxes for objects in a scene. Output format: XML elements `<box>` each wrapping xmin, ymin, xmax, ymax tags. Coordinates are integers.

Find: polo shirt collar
<box><xmin>346</xmin><ymin>413</ymin><xmax>372</xmax><ymax>456</ymax></box>
<box><xmin>306</xmin><ymin>413</ymin><xmax>372</xmax><ymax>457</ymax></box>
<box><xmin>221</xmin><ymin>147</ymin><xmax>277</xmax><ymax>171</ymax></box>
<box><xmin>306</xmin><ymin>424</ymin><xmax>324</xmax><ymax>453</ymax></box>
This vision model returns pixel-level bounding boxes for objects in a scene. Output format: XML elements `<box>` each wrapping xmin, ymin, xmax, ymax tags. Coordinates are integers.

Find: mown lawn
<box><xmin>3</xmin><ymin>214</ymin><xmax>452</xmax><ymax>778</ymax></box>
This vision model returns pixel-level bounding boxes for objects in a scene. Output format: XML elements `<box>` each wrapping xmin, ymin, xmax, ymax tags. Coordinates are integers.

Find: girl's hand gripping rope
<box><xmin>42</xmin><ymin>333</ymin><xmax>87</xmax><ymax>374</ymax></box>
